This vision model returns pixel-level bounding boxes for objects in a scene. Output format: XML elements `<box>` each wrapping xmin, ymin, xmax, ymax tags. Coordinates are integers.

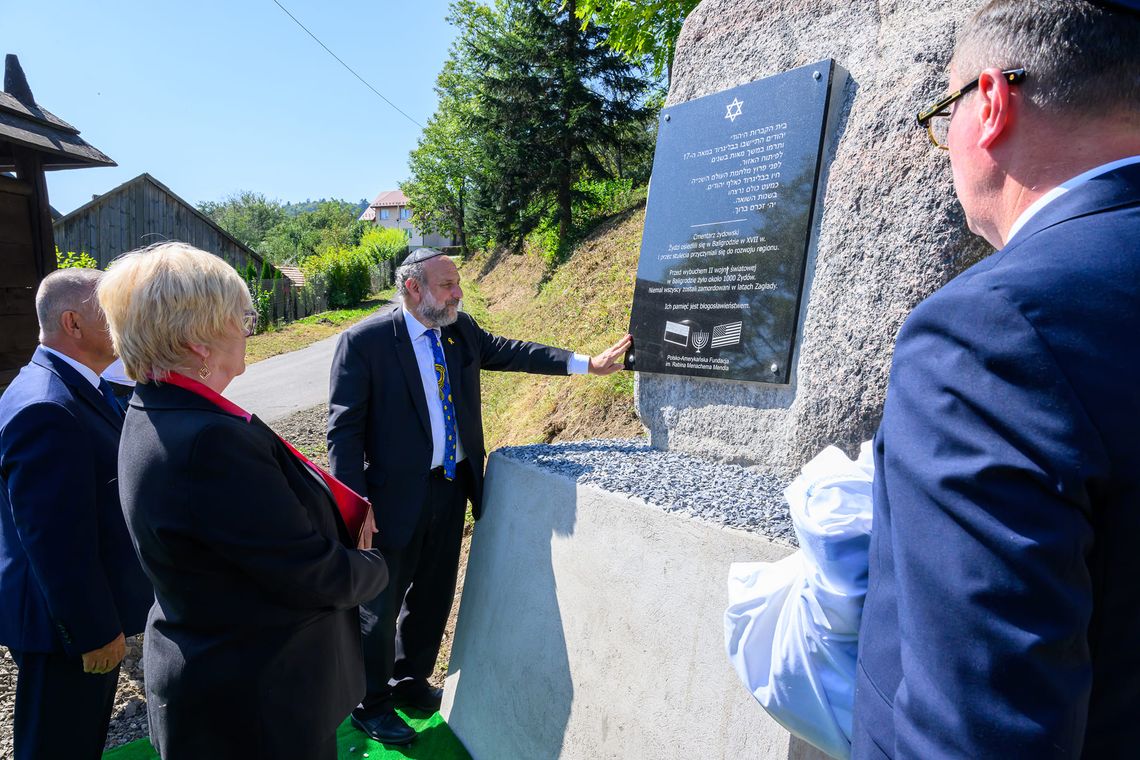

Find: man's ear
<box><xmin>975</xmin><ymin>67</ymin><xmax>1014</xmax><ymax>149</ymax></box>
<box><xmin>58</xmin><ymin>309</ymin><xmax>82</xmax><ymax>339</ymax></box>
<box><xmin>404</xmin><ymin>277</ymin><xmax>421</xmax><ymax>303</ymax></box>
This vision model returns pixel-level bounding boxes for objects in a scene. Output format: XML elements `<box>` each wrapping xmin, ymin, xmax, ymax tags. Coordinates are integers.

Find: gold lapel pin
<box><xmin>447</xmin><ymin>337</ymin><xmax>455</xmax><ymax>345</ymax></box>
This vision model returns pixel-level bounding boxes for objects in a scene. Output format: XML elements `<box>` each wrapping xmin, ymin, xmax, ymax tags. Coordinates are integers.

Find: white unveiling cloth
<box><xmin>725</xmin><ymin>441</ymin><xmax>875</xmax><ymax>760</ymax></box>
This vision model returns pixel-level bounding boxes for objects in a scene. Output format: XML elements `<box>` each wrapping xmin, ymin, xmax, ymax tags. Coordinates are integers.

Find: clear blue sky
<box><xmin>4</xmin><ymin>0</ymin><xmax>458</xmax><ymax>214</ymax></box>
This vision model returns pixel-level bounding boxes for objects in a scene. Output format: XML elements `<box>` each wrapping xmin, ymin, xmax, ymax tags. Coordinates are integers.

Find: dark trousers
<box><xmin>10</xmin><ymin>648</ymin><xmax>120</xmax><ymax>760</ymax></box>
<box><xmin>355</xmin><ymin>464</ymin><xmax>469</xmax><ymax>718</ymax></box>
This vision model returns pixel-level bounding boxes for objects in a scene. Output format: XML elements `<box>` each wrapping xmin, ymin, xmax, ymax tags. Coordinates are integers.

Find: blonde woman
<box><xmin>99</xmin><ymin>243</ymin><xmax>387</xmax><ymax>759</ymax></box>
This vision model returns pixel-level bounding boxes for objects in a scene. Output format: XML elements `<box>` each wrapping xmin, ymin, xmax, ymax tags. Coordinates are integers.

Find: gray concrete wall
<box><xmin>442</xmin><ymin>453</ymin><xmax>829</xmax><ymax>760</ymax></box>
<box><xmin>635</xmin><ymin>0</ymin><xmax>991</xmax><ymax>476</ymax></box>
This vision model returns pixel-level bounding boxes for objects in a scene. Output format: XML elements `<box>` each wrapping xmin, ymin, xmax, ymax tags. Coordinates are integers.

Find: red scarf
<box><xmin>161</xmin><ymin>372</ymin><xmax>372</xmax><ymax>542</ymax></box>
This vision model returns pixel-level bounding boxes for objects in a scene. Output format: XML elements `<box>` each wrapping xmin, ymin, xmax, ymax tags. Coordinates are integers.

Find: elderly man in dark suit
<box><xmin>852</xmin><ymin>1</ymin><xmax>1140</xmax><ymax>757</ymax></box>
<box><xmin>328</xmin><ymin>247</ymin><xmax>630</xmax><ymax>744</ymax></box>
<box><xmin>0</xmin><ymin>268</ymin><xmax>152</xmax><ymax>759</ymax></box>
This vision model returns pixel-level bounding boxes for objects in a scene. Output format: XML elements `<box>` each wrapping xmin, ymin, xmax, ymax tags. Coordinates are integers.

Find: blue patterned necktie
<box><xmin>425</xmin><ymin>329</ymin><xmax>457</xmax><ymax>480</ymax></box>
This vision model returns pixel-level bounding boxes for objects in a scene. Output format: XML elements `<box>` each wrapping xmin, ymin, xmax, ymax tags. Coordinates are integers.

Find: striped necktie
<box><xmin>425</xmin><ymin>329</ymin><xmax>457</xmax><ymax>480</ymax></box>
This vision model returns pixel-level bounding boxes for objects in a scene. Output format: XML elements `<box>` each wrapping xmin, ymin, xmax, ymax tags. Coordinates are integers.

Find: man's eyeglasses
<box><xmin>241</xmin><ymin>310</ymin><xmax>258</xmax><ymax>337</ymax></box>
<box><xmin>916</xmin><ymin>68</ymin><xmax>1027</xmax><ymax>150</ymax></box>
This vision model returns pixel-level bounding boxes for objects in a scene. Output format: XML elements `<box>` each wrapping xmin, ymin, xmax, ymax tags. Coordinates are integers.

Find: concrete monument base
<box><xmin>441</xmin><ymin>451</ymin><xmax>828</xmax><ymax>760</ymax></box>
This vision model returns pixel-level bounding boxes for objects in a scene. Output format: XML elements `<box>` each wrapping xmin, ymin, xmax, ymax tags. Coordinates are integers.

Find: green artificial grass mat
<box><xmin>102</xmin><ymin>709</ymin><xmax>471</xmax><ymax>759</ymax></box>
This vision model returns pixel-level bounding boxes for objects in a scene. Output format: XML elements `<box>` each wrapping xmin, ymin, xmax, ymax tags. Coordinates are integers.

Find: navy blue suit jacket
<box><xmin>0</xmin><ymin>347</ymin><xmax>152</xmax><ymax>655</ymax></box>
<box><xmin>328</xmin><ymin>307</ymin><xmax>572</xmax><ymax>548</ymax></box>
<box><xmin>852</xmin><ymin>164</ymin><xmax>1140</xmax><ymax>758</ymax></box>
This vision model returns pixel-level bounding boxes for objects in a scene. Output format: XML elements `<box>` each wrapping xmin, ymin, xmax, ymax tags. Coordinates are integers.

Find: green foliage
<box><xmin>247</xmin><ymin>279</ymin><xmax>273</xmax><ymax>334</ymax></box>
<box><xmin>259</xmin><ymin>260</ymin><xmax>275</xmax><ymax>280</ymax></box>
<box><xmin>528</xmin><ymin>177</ymin><xmax>642</xmax><ymax>263</ymax></box>
<box><xmin>243</xmin><ymin>262</ymin><xmax>259</xmax><ymax>282</ymax></box>
<box><xmin>402</xmin><ymin>0</ymin><xmax>659</xmax><ymax>258</ymax></box>
<box><xmin>357</xmin><ymin>226</ymin><xmax>408</xmax><ymax>264</ymax></box>
<box><xmin>301</xmin><ymin>247</ymin><xmax>373</xmax><ymax>309</ymax></box>
<box><xmin>201</xmin><ymin>193</ymin><xmax>370</xmax><ymax>267</ymax></box>
<box><xmin>198</xmin><ymin>192</ymin><xmax>288</xmax><ymax>251</ymax></box>
<box><xmin>574</xmin><ymin>0</ymin><xmax>700</xmax><ymax>82</ymax></box>
<box><xmin>55</xmin><ymin>247</ymin><xmax>98</xmax><ymax>269</ymax></box>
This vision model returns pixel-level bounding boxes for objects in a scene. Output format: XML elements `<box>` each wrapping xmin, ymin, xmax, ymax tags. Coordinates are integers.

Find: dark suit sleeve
<box><xmin>883</xmin><ymin>288</ymin><xmax>1099</xmax><ymax>758</ymax></box>
<box><xmin>327</xmin><ymin>329</ymin><xmax>370</xmax><ymax>497</ymax></box>
<box><xmin>467</xmin><ymin>315</ymin><xmax>573</xmax><ymax>375</ymax></box>
<box><xmin>2</xmin><ymin>401</ymin><xmax>122</xmax><ymax>655</ymax></box>
<box><xmin>187</xmin><ymin>421</ymin><xmax>387</xmax><ymax>611</ymax></box>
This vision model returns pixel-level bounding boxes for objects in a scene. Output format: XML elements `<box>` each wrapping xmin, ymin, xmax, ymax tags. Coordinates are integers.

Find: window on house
<box><xmin>400</xmin><ymin>208</ymin><xmax>411</xmax><ymax>220</ymax></box>
<box><xmin>380</xmin><ymin>209</ymin><xmax>390</xmax><ymax>220</ymax></box>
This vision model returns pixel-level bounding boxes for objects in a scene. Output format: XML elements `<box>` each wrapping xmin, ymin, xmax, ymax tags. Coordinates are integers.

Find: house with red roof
<box><xmin>360</xmin><ymin>189</ymin><xmax>455</xmax><ymax>249</ymax></box>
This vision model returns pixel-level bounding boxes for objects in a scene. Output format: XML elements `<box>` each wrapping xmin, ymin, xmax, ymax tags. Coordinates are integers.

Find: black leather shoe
<box><xmin>350</xmin><ymin>710</ymin><xmax>416</xmax><ymax>746</ymax></box>
<box><xmin>391</xmin><ymin>679</ymin><xmax>444</xmax><ymax>712</ymax></box>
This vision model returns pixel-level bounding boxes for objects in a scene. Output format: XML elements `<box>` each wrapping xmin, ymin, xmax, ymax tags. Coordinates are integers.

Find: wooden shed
<box><xmin>53</xmin><ymin>172</ymin><xmax>269</xmax><ymax>273</ymax></box>
<box><xmin>1</xmin><ymin>54</ymin><xmax>115</xmax><ymax>386</ymax></box>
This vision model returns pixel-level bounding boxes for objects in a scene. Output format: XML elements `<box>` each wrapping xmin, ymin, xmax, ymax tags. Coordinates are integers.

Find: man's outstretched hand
<box><xmin>588</xmin><ymin>334</ymin><xmax>633</xmax><ymax>376</ymax></box>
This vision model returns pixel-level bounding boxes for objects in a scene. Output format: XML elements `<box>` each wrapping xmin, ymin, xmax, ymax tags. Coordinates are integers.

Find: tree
<box><xmin>198</xmin><ymin>192</ymin><xmax>287</xmax><ymax>251</ymax></box>
<box><xmin>469</xmin><ymin>0</ymin><xmax>654</xmax><ymax>249</ymax></box>
<box><xmin>402</xmin><ymin>55</ymin><xmax>487</xmax><ymax>256</ymax></box>
<box><xmin>574</xmin><ymin>0</ymin><xmax>700</xmax><ymax>84</ymax></box>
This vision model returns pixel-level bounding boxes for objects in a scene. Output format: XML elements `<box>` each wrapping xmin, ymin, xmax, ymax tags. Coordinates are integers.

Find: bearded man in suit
<box><xmin>328</xmin><ymin>247</ymin><xmax>630</xmax><ymax>745</ymax></box>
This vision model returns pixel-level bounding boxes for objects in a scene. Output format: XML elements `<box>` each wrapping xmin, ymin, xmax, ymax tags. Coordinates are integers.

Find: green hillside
<box><xmin>459</xmin><ymin>202</ymin><xmax>647</xmax><ymax>451</ymax></box>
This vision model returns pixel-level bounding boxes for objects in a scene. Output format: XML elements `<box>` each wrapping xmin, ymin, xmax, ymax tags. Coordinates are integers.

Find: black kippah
<box><xmin>404</xmin><ymin>247</ymin><xmax>447</xmax><ymax>264</ymax></box>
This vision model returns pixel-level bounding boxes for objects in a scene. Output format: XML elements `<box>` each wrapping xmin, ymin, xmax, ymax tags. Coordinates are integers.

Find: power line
<box><xmin>270</xmin><ymin>0</ymin><xmax>424</xmax><ymax>128</ymax></box>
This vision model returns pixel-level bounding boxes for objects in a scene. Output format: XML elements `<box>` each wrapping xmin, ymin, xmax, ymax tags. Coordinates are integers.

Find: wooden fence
<box><xmin>251</xmin><ymin>258</ymin><xmax>396</xmax><ymax>328</ymax></box>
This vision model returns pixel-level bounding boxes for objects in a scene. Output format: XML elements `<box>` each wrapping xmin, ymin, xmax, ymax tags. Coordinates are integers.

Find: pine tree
<box><xmin>469</xmin><ymin>0</ymin><xmax>653</xmax><ymax>249</ymax></box>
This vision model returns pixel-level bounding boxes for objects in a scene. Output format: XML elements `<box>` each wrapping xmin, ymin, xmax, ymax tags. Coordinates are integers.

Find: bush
<box><xmin>56</xmin><ymin>247</ymin><xmax>98</xmax><ymax>269</ymax></box>
<box><xmin>259</xmin><ymin>260</ymin><xmax>275</xmax><ymax>280</ymax></box>
<box><xmin>301</xmin><ymin>247</ymin><xmax>373</xmax><ymax>308</ymax></box>
<box><xmin>358</xmin><ymin>226</ymin><xmax>408</xmax><ymax>264</ymax></box>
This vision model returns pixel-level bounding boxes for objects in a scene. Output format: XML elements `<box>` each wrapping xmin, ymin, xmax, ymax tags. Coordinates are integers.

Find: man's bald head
<box><xmin>36</xmin><ymin>268</ymin><xmax>103</xmax><ymax>341</ymax></box>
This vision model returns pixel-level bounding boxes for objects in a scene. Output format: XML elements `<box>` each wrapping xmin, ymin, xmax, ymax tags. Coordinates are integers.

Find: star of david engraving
<box><xmin>725</xmin><ymin>97</ymin><xmax>744</xmax><ymax>122</ymax></box>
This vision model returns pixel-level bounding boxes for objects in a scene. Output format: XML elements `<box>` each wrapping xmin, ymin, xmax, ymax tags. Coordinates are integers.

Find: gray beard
<box><xmin>418</xmin><ymin>292</ymin><xmax>459</xmax><ymax>327</ymax></box>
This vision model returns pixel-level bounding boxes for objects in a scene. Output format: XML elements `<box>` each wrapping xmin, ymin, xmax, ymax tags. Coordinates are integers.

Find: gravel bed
<box><xmin>497</xmin><ymin>438</ymin><xmax>796</xmax><ymax>544</ymax></box>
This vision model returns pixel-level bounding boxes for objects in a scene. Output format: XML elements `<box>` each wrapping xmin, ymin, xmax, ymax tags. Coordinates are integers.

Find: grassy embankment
<box><xmin>459</xmin><ymin>202</ymin><xmax>647</xmax><ymax>452</ymax></box>
<box><xmin>244</xmin><ymin>288</ymin><xmax>396</xmax><ymax>364</ymax></box>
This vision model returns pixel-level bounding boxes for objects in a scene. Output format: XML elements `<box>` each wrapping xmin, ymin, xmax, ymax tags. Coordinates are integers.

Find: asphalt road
<box><xmin>222</xmin><ymin>332</ymin><xmax>341</xmax><ymax>423</ymax></box>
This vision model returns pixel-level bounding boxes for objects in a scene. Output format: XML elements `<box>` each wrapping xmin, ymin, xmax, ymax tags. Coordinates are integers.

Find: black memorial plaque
<box><xmin>627</xmin><ymin>60</ymin><xmax>843</xmax><ymax>384</ymax></box>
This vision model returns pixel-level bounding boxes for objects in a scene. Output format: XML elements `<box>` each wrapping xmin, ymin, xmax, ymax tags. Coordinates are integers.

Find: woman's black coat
<box><xmin>118</xmin><ymin>381</ymin><xmax>388</xmax><ymax>759</ymax></box>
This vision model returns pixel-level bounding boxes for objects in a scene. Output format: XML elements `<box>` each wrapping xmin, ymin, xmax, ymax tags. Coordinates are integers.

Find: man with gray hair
<box><xmin>0</xmin><ymin>268</ymin><xmax>152</xmax><ymax>758</ymax></box>
<box><xmin>328</xmin><ymin>248</ymin><xmax>630</xmax><ymax>745</ymax></box>
<box><xmin>853</xmin><ymin>1</ymin><xmax>1140</xmax><ymax>757</ymax></box>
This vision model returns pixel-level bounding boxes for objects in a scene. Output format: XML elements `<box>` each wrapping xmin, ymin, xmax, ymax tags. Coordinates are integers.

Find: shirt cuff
<box><xmin>568</xmin><ymin>353</ymin><xmax>591</xmax><ymax>375</ymax></box>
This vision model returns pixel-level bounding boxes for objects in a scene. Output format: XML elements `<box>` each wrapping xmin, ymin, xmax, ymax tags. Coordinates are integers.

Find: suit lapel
<box><xmin>31</xmin><ymin>347</ymin><xmax>123</xmax><ymax>431</ymax></box>
<box><xmin>392</xmin><ymin>308</ymin><xmax>433</xmax><ymax>441</ymax></box>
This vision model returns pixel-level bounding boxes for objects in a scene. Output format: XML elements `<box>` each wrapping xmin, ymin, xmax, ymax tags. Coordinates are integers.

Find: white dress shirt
<box><xmin>401</xmin><ymin>306</ymin><xmax>590</xmax><ymax>469</ymax></box>
<box><xmin>39</xmin><ymin>345</ymin><xmax>101</xmax><ymax>389</ymax></box>
<box><xmin>1006</xmin><ymin>155</ymin><xmax>1140</xmax><ymax>244</ymax></box>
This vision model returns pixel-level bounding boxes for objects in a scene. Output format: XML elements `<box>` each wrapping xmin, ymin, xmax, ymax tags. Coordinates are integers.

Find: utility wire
<box><xmin>270</xmin><ymin>0</ymin><xmax>423</xmax><ymax>128</ymax></box>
